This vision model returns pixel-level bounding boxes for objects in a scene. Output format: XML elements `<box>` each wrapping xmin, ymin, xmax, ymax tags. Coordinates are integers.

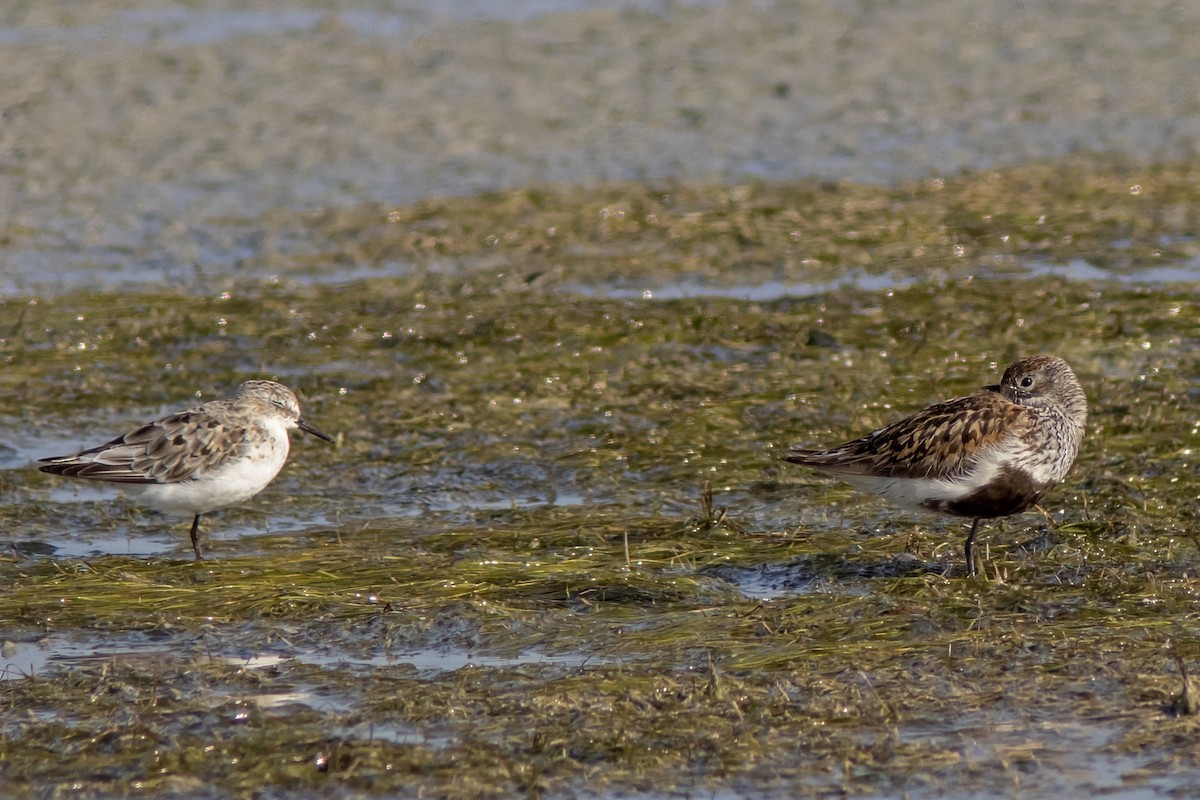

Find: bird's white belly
<box><xmin>127</xmin><ymin>448</ymin><xmax>289</xmax><ymax>515</ymax></box>
<box><xmin>839</xmin><ymin>458</ymin><xmax>1004</xmax><ymax>512</ymax></box>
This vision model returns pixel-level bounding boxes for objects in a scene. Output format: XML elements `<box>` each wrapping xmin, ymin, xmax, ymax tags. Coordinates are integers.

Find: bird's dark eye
<box><xmin>1020</xmin><ymin>376</ymin><xmax>1034</xmax><ymax>388</ymax></box>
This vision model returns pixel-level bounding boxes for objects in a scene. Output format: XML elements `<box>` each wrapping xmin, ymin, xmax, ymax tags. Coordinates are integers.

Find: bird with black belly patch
<box><xmin>784</xmin><ymin>356</ymin><xmax>1087</xmax><ymax>575</ymax></box>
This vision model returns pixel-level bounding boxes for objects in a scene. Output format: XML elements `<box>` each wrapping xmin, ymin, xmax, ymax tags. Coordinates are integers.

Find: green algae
<box><xmin>1</xmin><ymin>160</ymin><xmax>1200</xmax><ymax>798</ymax></box>
<box><xmin>265</xmin><ymin>157</ymin><xmax>1200</xmax><ymax>284</ymax></box>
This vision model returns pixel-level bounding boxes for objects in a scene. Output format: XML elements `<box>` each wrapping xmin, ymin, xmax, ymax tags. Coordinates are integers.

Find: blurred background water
<box><xmin>2</xmin><ymin>0</ymin><xmax>1198</xmax><ymax>295</ymax></box>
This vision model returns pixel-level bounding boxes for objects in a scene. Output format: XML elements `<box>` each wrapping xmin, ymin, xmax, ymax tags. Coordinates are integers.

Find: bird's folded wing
<box><xmin>785</xmin><ymin>390</ymin><xmax>1028</xmax><ymax>481</ymax></box>
<box><xmin>39</xmin><ymin>410</ymin><xmax>248</xmax><ymax>484</ymax></box>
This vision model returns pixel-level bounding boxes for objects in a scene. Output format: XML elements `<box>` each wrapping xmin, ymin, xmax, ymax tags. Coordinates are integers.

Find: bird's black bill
<box><xmin>298</xmin><ymin>419</ymin><xmax>335</xmax><ymax>443</ymax></box>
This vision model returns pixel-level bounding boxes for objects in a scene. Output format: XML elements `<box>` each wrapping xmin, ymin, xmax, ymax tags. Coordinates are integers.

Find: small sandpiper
<box><xmin>784</xmin><ymin>355</ymin><xmax>1087</xmax><ymax>575</ymax></box>
<box><xmin>39</xmin><ymin>380</ymin><xmax>334</xmax><ymax>560</ymax></box>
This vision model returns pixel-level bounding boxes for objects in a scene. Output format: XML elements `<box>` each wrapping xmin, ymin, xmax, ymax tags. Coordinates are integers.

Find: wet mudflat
<box><xmin>1</xmin><ymin>163</ymin><xmax>1199</xmax><ymax>798</ymax></box>
<box><xmin>4</xmin><ymin>0</ymin><xmax>1200</xmax><ymax>794</ymax></box>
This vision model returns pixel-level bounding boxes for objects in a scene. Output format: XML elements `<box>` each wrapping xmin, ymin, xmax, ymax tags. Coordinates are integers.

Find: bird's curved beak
<box><xmin>298</xmin><ymin>418</ymin><xmax>335</xmax><ymax>443</ymax></box>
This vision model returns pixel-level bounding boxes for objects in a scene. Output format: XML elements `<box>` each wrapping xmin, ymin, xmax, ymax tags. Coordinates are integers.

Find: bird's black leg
<box><xmin>964</xmin><ymin>518</ymin><xmax>980</xmax><ymax>577</ymax></box>
<box><xmin>190</xmin><ymin>514</ymin><xmax>204</xmax><ymax>561</ymax></box>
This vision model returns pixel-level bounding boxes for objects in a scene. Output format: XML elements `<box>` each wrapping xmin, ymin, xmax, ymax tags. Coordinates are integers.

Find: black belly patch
<box><xmin>925</xmin><ymin>467</ymin><xmax>1048</xmax><ymax>519</ymax></box>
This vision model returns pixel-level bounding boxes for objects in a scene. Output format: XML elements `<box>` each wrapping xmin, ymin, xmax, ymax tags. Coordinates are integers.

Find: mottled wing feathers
<box><xmin>785</xmin><ymin>389</ymin><xmax>1028</xmax><ymax>481</ymax></box>
<box><xmin>38</xmin><ymin>407</ymin><xmax>248</xmax><ymax>485</ymax></box>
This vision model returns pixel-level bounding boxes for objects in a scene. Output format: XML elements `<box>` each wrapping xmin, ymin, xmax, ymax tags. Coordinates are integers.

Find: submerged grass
<box><xmin>1</xmin><ymin>159</ymin><xmax>1200</xmax><ymax>797</ymax></box>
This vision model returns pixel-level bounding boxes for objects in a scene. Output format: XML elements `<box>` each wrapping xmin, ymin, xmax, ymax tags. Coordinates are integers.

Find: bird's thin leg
<box><xmin>964</xmin><ymin>518</ymin><xmax>980</xmax><ymax>577</ymax></box>
<box><xmin>190</xmin><ymin>514</ymin><xmax>204</xmax><ymax>561</ymax></box>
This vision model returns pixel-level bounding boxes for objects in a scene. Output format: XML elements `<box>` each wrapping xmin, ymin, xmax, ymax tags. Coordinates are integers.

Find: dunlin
<box><xmin>39</xmin><ymin>380</ymin><xmax>334</xmax><ymax>560</ymax></box>
<box><xmin>785</xmin><ymin>356</ymin><xmax>1087</xmax><ymax>575</ymax></box>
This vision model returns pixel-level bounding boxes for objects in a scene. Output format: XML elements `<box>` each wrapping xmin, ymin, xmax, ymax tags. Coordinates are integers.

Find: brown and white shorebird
<box><xmin>38</xmin><ymin>380</ymin><xmax>334</xmax><ymax>560</ymax></box>
<box><xmin>784</xmin><ymin>356</ymin><xmax>1087</xmax><ymax>575</ymax></box>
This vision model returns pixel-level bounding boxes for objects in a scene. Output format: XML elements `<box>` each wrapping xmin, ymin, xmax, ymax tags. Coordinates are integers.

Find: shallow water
<box><xmin>2</xmin><ymin>634</ymin><xmax>607</xmax><ymax>684</ymax></box>
<box><xmin>569</xmin><ymin>258</ymin><xmax>1200</xmax><ymax>302</ymax></box>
